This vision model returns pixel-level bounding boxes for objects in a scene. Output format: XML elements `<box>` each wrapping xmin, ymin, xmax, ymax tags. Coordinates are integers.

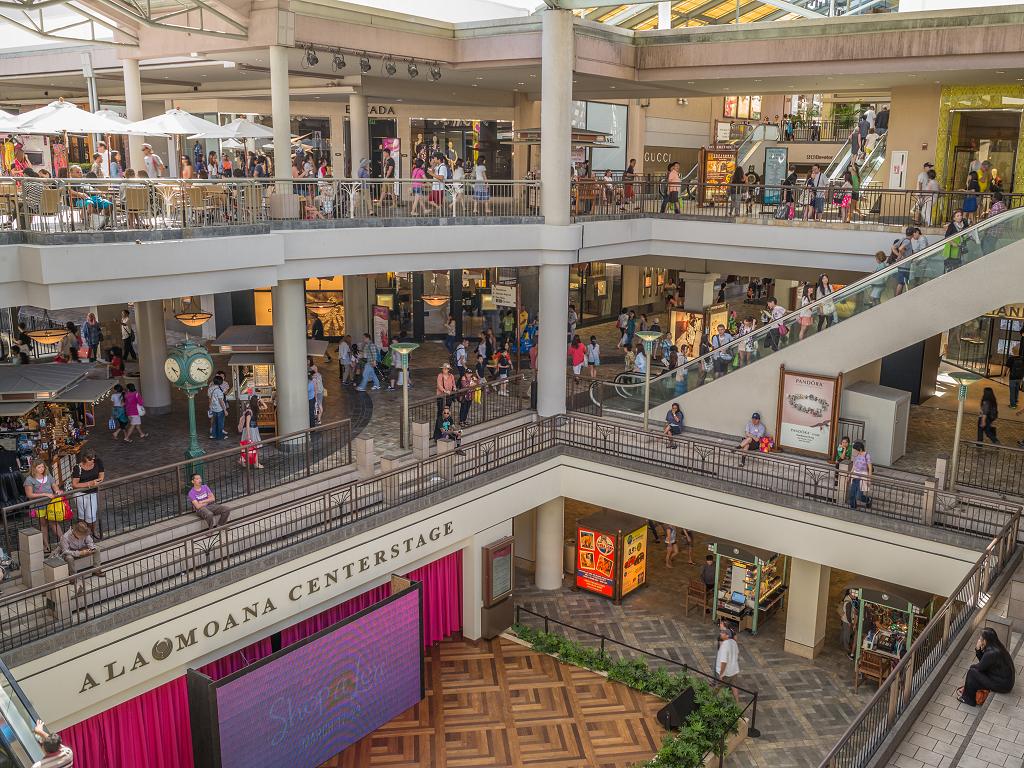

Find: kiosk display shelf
<box><xmin>710</xmin><ymin>542</ymin><xmax>788</xmax><ymax>635</ymax></box>
<box><xmin>851</xmin><ymin>583</ymin><xmax>935</xmax><ymax>673</ymax></box>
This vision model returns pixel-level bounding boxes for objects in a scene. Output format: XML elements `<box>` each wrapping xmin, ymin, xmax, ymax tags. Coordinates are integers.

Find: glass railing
<box><xmin>594</xmin><ymin>207</ymin><xmax>1024</xmax><ymax>415</ymax></box>
<box><xmin>0</xmin><ymin>658</ymin><xmax>42</xmax><ymax>767</ymax></box>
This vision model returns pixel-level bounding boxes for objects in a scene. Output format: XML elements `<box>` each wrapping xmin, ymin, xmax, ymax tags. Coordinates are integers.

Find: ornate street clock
<box><xmin>164</xmin><ymin>339</ymin><xmax>214</xmax><ymax>459</ymax></box>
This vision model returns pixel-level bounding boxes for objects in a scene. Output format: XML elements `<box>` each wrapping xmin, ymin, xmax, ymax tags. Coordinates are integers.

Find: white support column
<box><xmin>658</xmin><ymin>1</ymin><xmax>673</xmax><ymax>28</ymax></box>
<box><xmin>680</xmin><ymin>272</ymin><xmax>721</xmax><ymax>312</ymax></box>
<box><xmin>342</xmin><ymin>275</ymin><xmax>375</xmax><ymax>342</ymax></box>
<box><xmin>535</xmin><ymin>497</ymin><xmax>564</xmax><ymax>591</ymax></box>
<box><xmin>784</xmin><ymin>558</ymin><xmax>831</xmax><ymax>659</ymax></box>
<box><xmin>537</xmin><ymin>264</ymin><xmax>569</xmax><ymax>417</ymax></box>
<box><xmin>348</xmin><ymin>93</ymin><xmax>369</xmax><ymax>174</ymax></box>
<box><xmin>269</xmin><ymin>45</ymin><xmax>291</xmax><ymax>191</ymax></box>
<box><xmin>540</xmin><ymin>9</ymin><xmax>573</xmax><ymax>226</ymax></box>
<box><xmin>135</xmin><ymin>299</ymin><xmax>171</xmax><ymax>415</ymax></box>
<box><xmin>122</xmin><ymin>59</ymin><xmax>145</xmax><ymax>173</ymax></box>
<box><xmin>772</xmin><ymin>278</ymin><xmax>799</xmax><ymax>310</ymax></box>
<box><xmin>272</xmin><ymin>279</ymin><xmax>310</xmax><ymax>436</ymax></box>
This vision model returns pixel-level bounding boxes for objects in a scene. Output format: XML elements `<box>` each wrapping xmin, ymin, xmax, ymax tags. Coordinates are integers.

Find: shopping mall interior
<box><xmin>0</xmin><ymin>1</ymin><xmax>1023</xmax><ymax>767</ymax></box>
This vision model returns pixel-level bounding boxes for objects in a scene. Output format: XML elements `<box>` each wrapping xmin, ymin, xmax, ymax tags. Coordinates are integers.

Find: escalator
<box><xmin>0</xmin><ymin>659</ymin><xmax>43</xmax><ymax>767</ymax></box>
<box><xmin>678</xmin><ymin>125</ymin><xmax>781</xmax><ymax>198</ymax></box>
<box><xmin>591</xmin><ymin>208</ymin><xmax>1024</xmax><ymax>420</ymax></box>
<box><xmin>824</xmin><ymin>130</ymin><xmax>887</xmax><ymax>185</ymax></box>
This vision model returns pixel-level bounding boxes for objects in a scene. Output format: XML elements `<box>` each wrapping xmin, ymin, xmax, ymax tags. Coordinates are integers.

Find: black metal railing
<box><xmin>572</xmin><ymin>181</ymin><xmax>1020</xmax><ymax>229</ymax></box>
<box><xmin>514</xmin><ymin>605</ymin><xmax>760</xmax><ymax>764</ymax></box>
<box><xmin>1</xmin><ymin>419</ymin><xmax>353</xmax><ymax>554</ymax></box>
<box><xmin>955</xmin><ymin>440</ymin><xmax>1024</xmax><ymax>498</ymax></box>
<box><xmin>401</xmin><ymin>374</ymin><xmax>532</xmax><ymax>448</ymax></box>
<box><xmin>0</xmin><ymin>415</ymin><xmax>1018</xmax><ymax>655</ymax></box>
<box><xmin>553</xmin><ymin>415</ymin><xmax>1020</xmax><ymax>542</ymax></box>
<box><xmin>836</xmin><ymin>417</ymin><xmax>866</xmax><ymax>446</ymax></box>
<box><xmin>819</xmin><ymin>511</ymin><xmax>1020</xmax><ymax>768</ymax></box>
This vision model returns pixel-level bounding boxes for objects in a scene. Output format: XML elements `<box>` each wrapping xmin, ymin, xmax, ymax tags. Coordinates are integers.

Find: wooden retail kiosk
<box><xmin>210</xmin><ymin>326</ymin><xmax>328</xmax><ymax>435</ymax></box>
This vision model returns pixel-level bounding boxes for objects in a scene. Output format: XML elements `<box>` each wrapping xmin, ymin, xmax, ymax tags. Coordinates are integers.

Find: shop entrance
<box><xmin>945</xmin><ymin>109</ymin><xmax>1021</xmax><ymax>191</ymax></box>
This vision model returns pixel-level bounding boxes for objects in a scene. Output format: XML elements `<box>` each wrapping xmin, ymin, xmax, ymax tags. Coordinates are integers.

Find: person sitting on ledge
<box><xmin>738</xmin><ymin>412</ymin><xmax>766</xmax><ymax>451</ymax></box>
<box><xmin>957</xmin><ymin>628</ymin><xmax>1015</xmax><ymax>706</ymax></box>
<box><xmin>187</xmin><ymin>473</ymin><xmax>231</xmax><ymax>530</ymax></box>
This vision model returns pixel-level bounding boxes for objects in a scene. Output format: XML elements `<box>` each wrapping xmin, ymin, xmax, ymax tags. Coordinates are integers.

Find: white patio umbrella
<box><xmin>14</xmin><ymin>98</ymin><xmax>130</xmax><ymax>135</ymax></box>
<box><xmin>12</xmin><ymin>99</ymin><xmax>133</xmax><ymax>177</ymax></box>
<box><xmin>187</xmin><ymin>117</ymin><xmax>273</xmax><ymax>141</ymax></box>
<box><xmin>126</xmin><ymin>108</ymin><xmax>224</xmax><ymax>177</ymax></box>
<box><xmin>0</xmin><ymin>110</ymin><xmax>20</xmax><ymax>133</ymax></box>
<box><xmin>221</xmin><ymin>138</ymin><xmax>244</xmax><ymax>150</ymax></box>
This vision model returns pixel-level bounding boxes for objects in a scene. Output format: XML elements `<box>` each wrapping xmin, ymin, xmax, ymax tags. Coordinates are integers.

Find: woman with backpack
<box><xmin>978</xmin><ymin>387</ymin><xmax>1000</xmax><ymax>444</ymax></box>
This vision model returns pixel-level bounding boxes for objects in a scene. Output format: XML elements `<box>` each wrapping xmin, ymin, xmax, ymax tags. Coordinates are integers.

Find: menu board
<box><xmin>576</xmin><ymin>527</ymin><xmax>616</xmax><ymax>597</ymax></box>
<box><xmin>620</xmin><ymin>526</ymin><xmax>648</xmax><ymax>597</ymax></box>
<box><xmin>699</xmin><ymin>147</ymin><xmax>737</xmax><ymax>205</ymax></box>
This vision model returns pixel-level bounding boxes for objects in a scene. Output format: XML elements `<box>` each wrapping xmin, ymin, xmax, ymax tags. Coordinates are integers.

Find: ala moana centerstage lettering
<box><xmin>78</xmin><ymin>522</ymin><xmax>455</xmax><ymax>694</ymax></box>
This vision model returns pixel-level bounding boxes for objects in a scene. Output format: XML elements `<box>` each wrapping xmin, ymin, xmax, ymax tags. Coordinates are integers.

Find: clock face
<box><xmin>164</xmin><ymin>358</ymin><xmax>181</xmax><ymax>383</ymax></box>
<box><xmin>188</xmin><ymin>356</ymin><xmax>213</xmax><ymax>384</ymax></box>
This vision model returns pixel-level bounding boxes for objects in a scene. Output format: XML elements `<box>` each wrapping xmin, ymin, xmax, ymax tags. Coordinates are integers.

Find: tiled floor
<box><xmin>885</xmin><ymin>566</ymin><xmax>1024</xmax><ymax>768</ymax></box>
<box><xmin>320</xmin><ymin>637</ymin><xmax>668</xmax><ymax>768</ymax></box>
<box><xmin>511</xmin><ymin>499</ymin><xmax>887</xmax><ymax>768</ymax></box>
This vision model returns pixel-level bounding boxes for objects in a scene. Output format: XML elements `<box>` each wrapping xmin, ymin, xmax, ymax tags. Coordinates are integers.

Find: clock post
<box><xmin>164</xmin><ymin>338</ymin><xmax>215</xmax><ymax>462</ymax></box>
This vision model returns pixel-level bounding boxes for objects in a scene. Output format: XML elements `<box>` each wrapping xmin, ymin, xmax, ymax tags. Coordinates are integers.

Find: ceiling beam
<box><xmin>670</xmin><ymin>0</ymin><xmax>729</xmax><ymax>25</ymax></box>
<box><xmin>702</xmin><ymin>0</ymin><xmax>765</xmax><ymax>24</ymax></box>
<box><xmin>752</xmin><ymin>0</ymin><xmax>822</xmax><ymax>18</ymax></box>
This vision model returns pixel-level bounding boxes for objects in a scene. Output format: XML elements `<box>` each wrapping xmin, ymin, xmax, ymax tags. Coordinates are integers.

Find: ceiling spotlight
<box><xmin>383</xmin><ymin>56</ymin><xmax>397</xmax><ymax>77</ymax></box>
<box><xmin>408</xmin><ymin>59</ymin><xmax>418</xmax><ymax>78</ymax></box>
<box><xmin>304</xmin><ymin>45</ymin><xmax>319</xmax><ymax>68</ymax></box>
<box><xmin>332</xmin><ymin>50</ymin><xmax>346</xmax><ymax>71</ymax></box>
<box><xmin>428</xmin><ymin>61</ymin><xmax>442</xmax><ymax>82</ymax></box>
<box><xmin>359</xmin><ymin>53</ymin><xmax>371</xmax><ymax>73</ymax></box>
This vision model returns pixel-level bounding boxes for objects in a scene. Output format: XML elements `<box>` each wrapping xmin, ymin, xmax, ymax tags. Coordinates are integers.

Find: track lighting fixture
<box><xmin>332</xmin><ymin>50</ymin><xmax>346</xmax><ymax>71</ymax></box>
<box><xmin>407</xmin><ymin>59</ymin><xmax>418</xmax><ymax>78</ymax></box>
<box><xmin>304</xmin><ymin>45</ymin><xmax>318</xmax><ymax>67</ymax></box>
<box><xmin>428</xmin><ymin>61</ymin><xmax>442</xmax><ymax>82</ymax></box>
<box><xmin>383</xmin><ymin>56</ymin><xmax>397</xmax><ymax>77</ymax></box>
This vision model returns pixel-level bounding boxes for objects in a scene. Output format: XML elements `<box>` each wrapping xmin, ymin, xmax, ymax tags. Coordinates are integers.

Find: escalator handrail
<box><xmin>858</xmin><ymin>132</ymin><xmax>888</xmax><ymax>185</ymax></box>
<box><xmin>604</xmin><ymin>206</ymin><xmax>1024</xmax><ymax>399</ymax></box>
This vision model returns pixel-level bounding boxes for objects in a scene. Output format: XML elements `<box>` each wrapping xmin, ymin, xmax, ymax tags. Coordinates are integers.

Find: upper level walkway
<box><xmin>2</xmin><ymin>413</ymin><xmax>1018</xmax><ymax>726</ymax></box>
<box><xmin>1</xmin><ymin>178</ymin><xmax>1014</xmax><ymax>309</ymax></box>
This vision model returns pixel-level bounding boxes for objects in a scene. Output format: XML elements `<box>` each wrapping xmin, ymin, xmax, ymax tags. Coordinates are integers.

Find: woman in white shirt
<box><xmin>451</xmin><ymin>159</ymin><xmax>466</xmax><ymax>216</ymax></box>
<box><xmin>473</xmin><ymin>159</ymin><xmax>491</xmax><ymax>215</ymax></box>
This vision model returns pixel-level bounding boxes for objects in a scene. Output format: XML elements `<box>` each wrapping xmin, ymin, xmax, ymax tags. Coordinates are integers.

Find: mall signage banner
<box><xmin>775</xmin><ymin>366</ymin><xmax>842</xmax><ymax>459</ymax></box>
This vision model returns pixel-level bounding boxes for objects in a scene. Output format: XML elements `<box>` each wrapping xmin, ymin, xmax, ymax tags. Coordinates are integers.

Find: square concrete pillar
<box><xmin>921</xmin><ymin>479</ymin><xmax>937</xmax><ymax>526</ymax></box>
<box><xmin>411</xmin><ymin>421</ymin><xmax>432</xmax><ymax>461</ymax></box>
<box><xmin>43</xmin><ymin>556</ymin><xmax>72</xmax><ymax>622</ymax></box>
<box><xmin>19</xmin><ymin>528</ymin><xmax>45</xmax><ymax>588</ymax></box>
<box><xmin>380</xmin><ymin>451</ymin><xmax>409</xmax><ymax>473</ymax></box>
<box><xmin>353</xmin><ymin>436</ymin><xmax>376</xmax><ymax>478</ymax></box>
<box><xmin>784</xmin><ymin>558</ymin><xmax>831</xmax><ymax>659</ymax></box>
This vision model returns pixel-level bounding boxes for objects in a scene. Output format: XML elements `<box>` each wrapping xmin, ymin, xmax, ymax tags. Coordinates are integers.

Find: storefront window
<box><xmin>724</xmin><ymin>96</ymin><xmax>762</xmax><ymax>120</ymax></box>
<box><xmin>409</xmin><ymin>119</ymin><xmax>512</xmax><ymax>179</ymax></box>
<box><xmin>937</xmin><ymin>86</ymin><xmax>1024</xmax><ymax>194</ymax></box>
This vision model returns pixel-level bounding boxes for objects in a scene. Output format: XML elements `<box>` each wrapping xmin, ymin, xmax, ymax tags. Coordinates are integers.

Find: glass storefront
<box><xmin>945</xmin><ymin>306</ymin><xmax>1024</xmax><ymax>378</ymax></box>
<box><xmin>409</xmin><ymin>119</ymin><xmax>513</xmax><ymax>179</ymax></box>
<box><xmin>937</xmin><ymin>86</ymin><xmax>1024</xmax><ymax>194</ymax></box>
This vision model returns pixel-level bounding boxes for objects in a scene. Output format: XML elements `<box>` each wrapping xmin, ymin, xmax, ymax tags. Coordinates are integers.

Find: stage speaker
<box><xmin>657</xmin><ymin>687</ymin><xmax>697</xmax><ymax>730</ymax></box>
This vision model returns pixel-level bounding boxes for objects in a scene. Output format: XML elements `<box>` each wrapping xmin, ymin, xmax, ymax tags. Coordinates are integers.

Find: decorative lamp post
<box><xmin>390</xmin><ymin>341</ymin><xmax>419</xmax><ymax>447</ymax></box>
<box><xmin>946</xmin><ymin>370</ymin><xmax>982</xmax><ymax>490</ymax></box>
<box><xmin>636</xmin><ymin>330</ymin><xmax>662</xmax><ymax>433</ymax></box>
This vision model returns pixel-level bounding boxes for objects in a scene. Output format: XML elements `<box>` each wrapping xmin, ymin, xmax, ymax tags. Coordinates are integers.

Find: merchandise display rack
<box><xmin>709</xmin><ymin>542</ymin><xmax>788</xmax><ymax>635</ymax></box>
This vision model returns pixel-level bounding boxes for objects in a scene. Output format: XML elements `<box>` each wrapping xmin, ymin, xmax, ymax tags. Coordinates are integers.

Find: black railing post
<box><xmin>747</xmin><ymin>693</ymin><xmax>760</xmax><ymax>737</ymax></box>
<box><xmin>1</xmin><ymin>505</ymin><xmax>9</xmax><ymax>557</ymax></box>
<box><xmin>600</xmin><ymin>636</ymin><xmax>605</xmax><ymax>661</ymax></box>
<box><xmin>304</xmin><ymin>430</ymin><xmax>313</xmax><ymax>477</ymax></box>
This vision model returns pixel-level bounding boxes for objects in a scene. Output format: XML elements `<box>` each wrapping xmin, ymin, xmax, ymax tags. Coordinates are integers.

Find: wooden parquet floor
<box><xmin>319</xmin><ymin>637</ymin><xmax>666</xmax><ymax>768</ymax></box>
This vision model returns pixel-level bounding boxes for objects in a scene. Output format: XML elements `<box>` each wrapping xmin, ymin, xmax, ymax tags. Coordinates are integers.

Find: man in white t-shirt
<box><xmin>142</xmin><ymin>143</ymin><xmax>165</xmax><ymax>178</ymax></box>
<box><xmin>865</xmin><ymin>105</ymin><xmax>876</xmax><ymax>130</ymax></box>
<box><xmin>716</xmin><ymin>626</ymin><xmax>741</xmax><ymax>701</ymax></box>
<box><xmin>429</xmin><ymin>153</ymin><xmax>448</xmax><ymax>210</ymax></box>
<box><xmin>916</xmin><ymin>161</ymin><xmax>933</xmax><ymax>191</ymax></box>
<box><xmin>96</xmin><ymin>141</ymin><xmax>110</xmax><ymax>178</ymax></box>
<box><xmin>338</xmin><ymin>334</ymin><xmax>353</xmax><ymax>386</ymax></box>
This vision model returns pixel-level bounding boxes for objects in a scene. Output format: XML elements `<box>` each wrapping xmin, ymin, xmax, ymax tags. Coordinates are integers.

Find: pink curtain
<box><xmin>280</xmin><ymin>549</ymin><xmax>464</xmax><ymax>647</ymax></box>
<box><xmin>59</xmin><ymin>549</ymin><xmax>463</xmax><ymax>768</ymax></box>
<box><xmin>61</xmin><ymin>638</ymin><xmax>272</xmax><ymax>768</ymax></box>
